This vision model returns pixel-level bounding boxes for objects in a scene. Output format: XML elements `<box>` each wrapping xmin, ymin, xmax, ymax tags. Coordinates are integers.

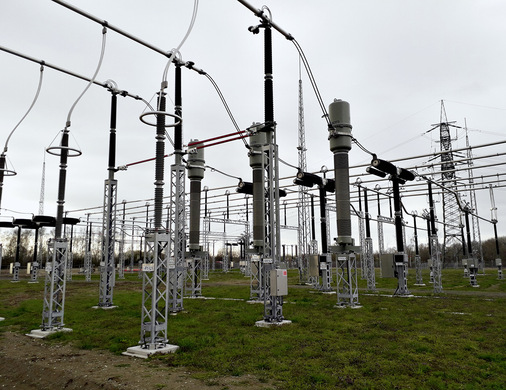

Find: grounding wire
<box><xmin>204</xmin><ymin>73</ymin><xmax>250</xmax><ymax>149</ymax></box>
<box><xmin>65</xmin><ymin>27</ymin><xmax>107</xmax><ymax>127</ymax></box>
<box><xmin>278</xmin><ymin>157</ymin><xmax>299</xmax><ymax>170</ymax></box>
<box><xmin>205</xmin><ymin>164</ymin><xmax>242</xmax><ymax>181</ymax></box>
<box><xmin>3</xmin><ymin>64</ymin><xmax>45</xmax><ymax>154</ymax></box>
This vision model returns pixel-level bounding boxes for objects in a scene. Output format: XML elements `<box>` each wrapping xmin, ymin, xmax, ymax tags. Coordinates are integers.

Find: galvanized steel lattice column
<box><xmin>363</xmin><ymin>189</ymin><xmax>376</xmax><ymax>292</ymax></box>
<box><xmin>427</xmin><ymin>180</ymin><xmax>443</xmax><ymax>293</ymax></box>
<box><xmin>41</xmin><ymin>239</ymin><xmax>68</xmax><ymax>330</ymax></box>
<box><xmin>140</xmin><ymin>231</ymin><xmax>169</xmax><ymax>349</ymax></box>
<box><xmin>118</xmin><ymin>201</ymin><xmax>126</xmax><ymax>279</ymax></box>
<box><xmin>99</xmin><ymin>178</ymin><xmax>117</xmax><ymax>307</ymax></box>
<box><xmin>357</xmin><ymin>211</ymin><xmax>366</xmax><ymax>279</ymax></box>
<box><xmin>168</xmin><ymin>163</ymin><xmax>185</xmax><ymax>312</ymax></box>
<box><xmin>84</xmin><ymin>216</ymin><xmax>92</xmax><ymax>282</ymax></box>
<box><xmin>202</xmin><ymin>215</ymin><xmax>210</xmax><ymax>280</ymax></box>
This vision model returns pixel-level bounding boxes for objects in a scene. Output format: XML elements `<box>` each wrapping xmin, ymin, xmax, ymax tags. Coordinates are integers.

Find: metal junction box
<box><xmin>309</xmin><ymin>255</ymin><xmax>320</xmax><ymax>277</ymax></box>
<box><xmin>270</xmin><ymin>269</ymin><xmax>288</xmax><ymax>296</ymax></box>
<box><xmin>380</xmin><ymin>254</ymin><xmax>395</xmax><ymax>278</ymax></box>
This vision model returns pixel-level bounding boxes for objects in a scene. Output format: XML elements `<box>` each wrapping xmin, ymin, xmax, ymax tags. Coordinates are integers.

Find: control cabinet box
<box><xmin>270</xmin><ymin>269</ymin><xmax>288</xmax><ymax>296</ymax></box>
<box><xmin>309</xmin><ymin>255</ymin><xmax>320</xmax><ymax>277</ymax></box>
<box><xmin>380</xmin><ymin>254</ymin><xmax>395</xmax><ymax>278</ymax></box>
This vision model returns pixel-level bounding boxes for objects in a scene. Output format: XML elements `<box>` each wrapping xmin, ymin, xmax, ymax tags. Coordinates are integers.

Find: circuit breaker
<box><xmin>270</xmin><ymin>269</ymin><xmax>288</xmax><ymax>296</ymax></box>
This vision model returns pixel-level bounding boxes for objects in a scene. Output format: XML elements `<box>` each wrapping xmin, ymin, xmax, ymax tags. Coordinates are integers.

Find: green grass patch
<box><xmin>1</xmin><ymin>268</ymin><xmax>505</xmax><ymax>389</ymax></box>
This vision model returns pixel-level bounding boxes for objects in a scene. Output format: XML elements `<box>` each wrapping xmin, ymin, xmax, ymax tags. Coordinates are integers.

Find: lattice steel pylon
<box><xmin>435</xmin><ymin>101</ymin><xmax>462</xmax><ymax>263</ymax></box>
<box><xmin>296</xmin><ymin>70</ymin><xmax>311</xmax><ymax>285</ymax></box>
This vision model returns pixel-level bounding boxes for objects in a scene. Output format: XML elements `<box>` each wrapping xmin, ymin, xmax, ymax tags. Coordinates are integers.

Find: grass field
<box><xmin>1</xmin><ymin>267</ymin><xmax>505</xmax><ymax>389</ymax></box>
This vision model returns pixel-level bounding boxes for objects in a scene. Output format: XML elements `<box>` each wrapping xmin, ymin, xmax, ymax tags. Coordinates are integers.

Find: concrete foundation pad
<box><xmin>0</xmin><ymin>317</ymin><xmax>5</xmax><ymax>322</ymax></box>
<box><xmin>246</xmin><ymin>300</ymin><xmax>264</xmax><ymax>304</ymax></box>
<box><xmin>28</xmin><ymin>281</ymin><xmax>40</xmax><ymax>284</ymax></box>
<box><xmin>255</xmin><ymin>319</ymin><xmax>292</xmax><ymax>328</ymax></box>
<box><xmin>322</xmin><ymin>291</ymin><xmax>337</xmax><ymax>295</ymax></box>
<box><xmin>91</xmin><ymin>305</ymin><xmax>118</xmax><ymax>310</ymax></box>
<box><xmin>123</xmin><ymin>344</ymin><xmax>179</xmax><ymax>359</ymax></box>
<box><xmin>334</xmin><ymin>304</ymin><xmax>363</xmax><ymax>309</ymax></box>
<box><xmin>414</xmin><ymin>283</ymin><xmax>426</xmax><ymax>287</ymax></box>
<box><xmin>26</xmin><ymin>327</ymin><xmax>73</xmax><ymax>339</ymax></box>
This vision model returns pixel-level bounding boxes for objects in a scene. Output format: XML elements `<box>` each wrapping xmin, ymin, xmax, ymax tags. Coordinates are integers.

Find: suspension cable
<box><xmin>65</xmin><ymin>27</ymin><xmax>107</xmax><ymax>127</ymax></box>
<box><xmin>3</xmin><ymin>64</ymin><xmax>45</xmax><ymax>154</ymax></box>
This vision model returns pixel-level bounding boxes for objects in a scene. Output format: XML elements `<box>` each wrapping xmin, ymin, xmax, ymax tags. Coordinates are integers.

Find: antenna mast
<box><xmin>296</xmin><ymin>58</ymin><xmax>312</xmax><ymax>284</ymax></box>
<box><xmin>38</xmin><ymin>151</ymin><xmax>46</xmax><ymax>215</ymax></box>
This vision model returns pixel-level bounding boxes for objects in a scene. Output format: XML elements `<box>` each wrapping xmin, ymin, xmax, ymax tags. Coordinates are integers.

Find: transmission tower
<box><xmin>464</xmin><ymin>123</ymin><xmax>484</xmax><ymax>272</ymax></box>
<box><xmin>296</xmin><ymin>63</ymin><xmax>312</xmax><ymax>285</ymax></box>
<box><xmin>436</xmin><ymin>101</ymin><xmax>462</xmax><ymax>263</ymax></box>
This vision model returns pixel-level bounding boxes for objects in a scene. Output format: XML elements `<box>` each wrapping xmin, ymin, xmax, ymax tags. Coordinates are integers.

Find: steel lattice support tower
<box><xmin>363</xmin><ymin>189</ymin><xmax>376</xmax><ymax>292</ymax></box>
<box><xmin>138</xmin><ymin>231</ymin><xmax>170</xmax><ymax>349</ymax></box>
<box><xmin>99</xmin><ymin>178</ymin><xmax>117</xmax><ymax>306</ymax></box>
<box><xmin>426</xmin><ymin>181</ymin><xmax>443</xmax><ymax>293</ymax></box>
<box><xmin>437</xmin><ymin>102</ymin><xmax>462</xmax><ymax>262</ymax></box>
<box><xmin>41</xmin><ymin>239</ymin><xmax>68</xmax><ymax>329</ymax></box>
<box><xmin>118</xmin><ymin>200</ymin><xmax>126</xmax><ymax>280</ymax></box>
<box><xmin>84</xmin><ymin>216</ymin><xmax>92</xmax><ymax>282</ymax></box>
<box><xmin>296</xmin><ymin>76</ymin><xmax>311</xmax><ymax>285</ymax></box>
<box><xmin>168</xmin><ymin>163</ymin><xmax>185</xmax><ymax>313</ymax></box>
<box><xmin>355</xmin><ymin>184</ymin><xmax>366</xmax><ymax>279</ymax></box>
<box><xmin>412</xmin><ymin>215</ymin><xmax>425</xmax><ymax>286</ymax></box>
<box><xmin>357</xmin><ymin>212</ymin><xmax>366</xmax><ymax>279</ymax></box>
<box><xmin>202</xmin><ymin>215</ymin><xmax>210</xmax><ymax>280</ymax></box>
<box><xmin>322</xmin><ymin>203</ymin><xmax>333</xmax><ymax>289</ymax></box>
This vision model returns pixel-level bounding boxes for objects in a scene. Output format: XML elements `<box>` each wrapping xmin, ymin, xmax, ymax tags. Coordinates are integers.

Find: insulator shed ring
<box><xmin>139</xmin><ymin>111</ymin><xmax>182</xmax><ymax>128</ymax></box>
<box><xmin>46</xmin><ymin>146</ymin><xmax>82</xmax><ymax>157</ymax></box>
<box><xmin>0</xmin><ymin>168</ymin><xmax>17</xmax><ymax>177</ymax></box>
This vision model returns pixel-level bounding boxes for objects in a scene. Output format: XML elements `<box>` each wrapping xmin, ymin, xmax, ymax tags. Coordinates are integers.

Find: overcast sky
<box><xmin>1</xmin><ymin>0</ymin><xmax>505</xmax><ymax>252</ymax></box>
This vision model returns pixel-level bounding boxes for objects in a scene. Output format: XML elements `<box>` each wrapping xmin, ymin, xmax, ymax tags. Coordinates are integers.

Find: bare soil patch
<box><xmin>0</xmin><ymin>331</ymin><xmax>272</xmax><ymax>390</ymax></box>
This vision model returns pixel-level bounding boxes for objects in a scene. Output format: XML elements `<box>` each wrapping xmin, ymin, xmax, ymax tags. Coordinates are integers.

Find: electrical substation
<box><xmin>1</xmin><ymin>0</ymin><xmax>505</xmax><ymax>388</ymax></box>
